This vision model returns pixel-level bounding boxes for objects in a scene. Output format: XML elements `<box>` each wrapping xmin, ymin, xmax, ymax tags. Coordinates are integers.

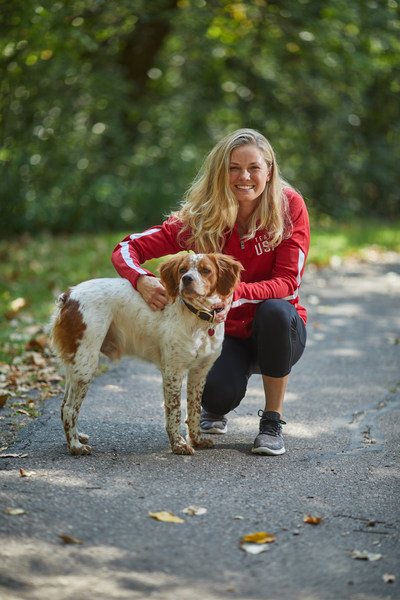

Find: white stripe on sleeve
<box><xmin>119</xmin><ymin>228</ymin><xmax>163</xmax><ymax>274</ymax></box>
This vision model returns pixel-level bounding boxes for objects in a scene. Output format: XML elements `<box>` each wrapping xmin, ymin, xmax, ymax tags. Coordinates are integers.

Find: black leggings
<box><xmin>201</xmin><ymin>299</ymin><xmax>307</xmax><ymax>415</ymax></box>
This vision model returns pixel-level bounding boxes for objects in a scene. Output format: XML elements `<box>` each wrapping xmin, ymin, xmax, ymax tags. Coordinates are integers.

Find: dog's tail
<box><xmin>55</xmin><ymin>291</ymin><xmax>69</xmax><ymax>308</ymax></box>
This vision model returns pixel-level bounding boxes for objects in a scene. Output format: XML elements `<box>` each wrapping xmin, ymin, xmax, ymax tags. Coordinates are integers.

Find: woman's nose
<box><xmin>239</xmin><ymin>169</ymin><xmax>250</xmax><ymax>179</ymax></box>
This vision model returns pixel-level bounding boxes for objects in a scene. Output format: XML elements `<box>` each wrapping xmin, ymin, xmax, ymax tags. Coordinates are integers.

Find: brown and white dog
<box><xmin>52</xmin><ymin>253</ymin><xmax>242</xmax><ymax>456</ymax></box>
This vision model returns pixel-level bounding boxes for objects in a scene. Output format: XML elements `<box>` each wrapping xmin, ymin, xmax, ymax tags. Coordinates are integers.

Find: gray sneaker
<box><xmin>200</xmin><ymin>409</ymin><xmax>228</xmax><ymax>434</ymax></box>
<box><xmin>251</xmin><ymin>410</ymin><xmax>286</xmax><ymax>455</ymax></box>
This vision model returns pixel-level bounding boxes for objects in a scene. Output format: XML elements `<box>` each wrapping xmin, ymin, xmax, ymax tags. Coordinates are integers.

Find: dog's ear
<box><xmin>212</xmin><ymin>254</ymin><xmax>243</xmax><ymax>297</ymax></box>
<box><xmin>158</xmin><ymin>255</ymin><xmax>184</xmax><ymax>302</ymax></box>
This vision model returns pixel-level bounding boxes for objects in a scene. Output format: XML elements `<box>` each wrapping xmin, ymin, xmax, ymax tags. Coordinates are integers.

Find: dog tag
<box><xmin>208</xmin><ymin>328</ymin><xmax>215</xmax><ymax>336</ymax></box>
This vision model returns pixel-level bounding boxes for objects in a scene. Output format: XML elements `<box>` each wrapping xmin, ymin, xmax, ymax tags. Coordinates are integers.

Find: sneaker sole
<box><xmin>251</xmin><ymin>446</ymin><xmax>286</xmax><ymax>456</ymax></box>
<box><xmin>199</xmin><ymin>426</ymin><xmax>227</xmax><ymax>435</ymax></box>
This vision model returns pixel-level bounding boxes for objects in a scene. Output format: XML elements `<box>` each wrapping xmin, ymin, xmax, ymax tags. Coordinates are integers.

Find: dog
<box><xmin>51</xmin><ymin>253</ymin><xmax>242</xmax><ymax>456</ymax></box>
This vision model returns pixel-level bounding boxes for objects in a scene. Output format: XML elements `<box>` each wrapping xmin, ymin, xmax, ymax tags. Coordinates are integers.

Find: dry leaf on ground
<box><xmin>4</xmin><ymin>507</ymin><xmax>26</xmax><ymax>515</ymax></box>
<box><xmin>149</xmin><ymin>511</ymin><xmax>184</xmax><ymax>523</ymax></box>
<box><xmin>240</xmin><ymin>532</ymin><xmax>276</xmax><ymax>553</ymax></box>
<box><xmin>57</xmin><ymin>534</ymin><xmax>84</xmax><ymax>545</ymax></box>
<box><xmin>182</xmin><ymin>505</ymin><xmax>207</xmax><ymax>516</ymax></box>
<box><xmin>0</xmin><ymin>453</ymin><xmax>28</xmax><ymax>458</ymax></box>
<box><xmin>0</xmin><ymin>391</ymin><xmax>9</xmax><ymax>407</ymax></box>
<box><xmin>350</xmin><ymin>550</ymin><xmax>382</xmax><ymax>561</ymax></box>
<box><xmin>382</xmin><ymin>573</ymin><xmax>395</xmax><ymax>583</ymax></box>
<box><xmin>242</xmin><ymin>532</ymin><xmax>276</xmax><ymax>544</ymax></box>
<box><xmin>19</xmin><ymin>468</ymin><xmax>36</xmax><ymax>477</ymax></box>
<box><xmin>303</xmin><ymin>514</ymin><xmax>323</xmax><ymax>524</ymax></box>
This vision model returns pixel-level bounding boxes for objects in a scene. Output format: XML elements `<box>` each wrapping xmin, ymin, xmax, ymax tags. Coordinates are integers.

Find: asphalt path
<box><xmin>1</xmin><ymin>255</ymin><xmax>399</xmax><ymax>600</ymax></box>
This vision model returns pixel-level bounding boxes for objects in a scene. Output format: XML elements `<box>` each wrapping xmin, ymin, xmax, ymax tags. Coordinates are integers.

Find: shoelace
<box><xmin>257</xmin><ymin>410</ymin><xmax>286</xmax><ymax>436</ymax></box>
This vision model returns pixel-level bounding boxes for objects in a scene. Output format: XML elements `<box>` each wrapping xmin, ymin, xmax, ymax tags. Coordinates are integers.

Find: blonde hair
<box><xmin>173</xmin><ymin>128</ymin><xmax>292</xmax><ymax>253</ymax></box>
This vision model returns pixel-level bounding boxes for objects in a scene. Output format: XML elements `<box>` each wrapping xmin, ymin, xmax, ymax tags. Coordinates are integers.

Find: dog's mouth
<box><xmin>180</xmin><ymin>287</ymin><xmax>206</xmax><ymax>299</ymax></box>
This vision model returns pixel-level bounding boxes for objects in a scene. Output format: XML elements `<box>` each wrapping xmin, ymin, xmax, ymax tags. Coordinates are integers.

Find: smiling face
<box><xmin>229</xmin><ymin>144</ymin><xmax>271</xmax><ymax>206</ymax></box>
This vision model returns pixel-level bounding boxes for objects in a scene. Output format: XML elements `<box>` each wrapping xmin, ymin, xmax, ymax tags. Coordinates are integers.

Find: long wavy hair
<box><xmin>172</xmin><ymin>128</ymin><xmax>293</xmax><ymax>253</ymax></box>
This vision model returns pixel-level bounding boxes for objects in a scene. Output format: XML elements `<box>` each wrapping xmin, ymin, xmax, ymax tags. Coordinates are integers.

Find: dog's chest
<box><xmin>159</xmin><ymin>311</ymin><xmax>223</xmax><ymax>364</ymax></box>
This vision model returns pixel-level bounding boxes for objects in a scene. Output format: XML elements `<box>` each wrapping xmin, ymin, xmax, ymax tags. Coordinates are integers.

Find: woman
<box><xmin>111</xmin><ymin>128</ymin><xmax>309</xmax><ymax>455</ymax></box>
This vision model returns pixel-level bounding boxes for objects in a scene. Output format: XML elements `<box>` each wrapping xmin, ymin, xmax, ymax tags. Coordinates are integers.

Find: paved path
<box><xmin>1</xmin><ymin>257</ymin><xmax>399</xmax><ymax>600</ymax></box>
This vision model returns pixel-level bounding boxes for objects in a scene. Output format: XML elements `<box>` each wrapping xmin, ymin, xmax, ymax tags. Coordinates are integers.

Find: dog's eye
<box><xmin>179</xmin><ymin>267</ymin><xmax>187</xmax><ymax>274</ymax></box>
<box><xmin>201</xmin><ymin>268</ymin><xmax>211</xmax><ymax>274</ymax></box>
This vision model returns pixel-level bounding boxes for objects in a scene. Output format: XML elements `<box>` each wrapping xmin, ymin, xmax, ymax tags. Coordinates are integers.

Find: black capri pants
<box><xmin>201</xmin><ymin>299</ymin><xmax>307</xmax><ymax>415</ymax></box>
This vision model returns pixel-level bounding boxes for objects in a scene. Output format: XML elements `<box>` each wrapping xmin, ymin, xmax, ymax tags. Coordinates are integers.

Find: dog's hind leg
<box><xmin>61</xmin><ymin>365</ymin><xmax>96</xmax><ymax>455</ymax></box>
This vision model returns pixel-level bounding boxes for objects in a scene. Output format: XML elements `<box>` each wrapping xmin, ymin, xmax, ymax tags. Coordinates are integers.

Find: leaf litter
<box><xmin>149</xmin><ymin>511</ymin><xmax>185</xmax><ymax>523</ymax></box>
<box><xmin>182</xmin><ymin>505</ymin><xmax>207</xmax><ymax>516</ymax></box>
<box><xmin>303</xmin><ymin>515</ymin><xmax>323</xmax><ymax>525</ymax></box>
<box><xmin>240</xmin><ymin>532</ymin><xmax>276</xmax><ymax>554</ymax></box>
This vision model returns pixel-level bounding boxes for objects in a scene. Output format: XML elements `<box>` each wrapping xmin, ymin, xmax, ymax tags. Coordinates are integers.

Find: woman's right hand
<box><xmin>136</xmin><ymin>275</ymin><xmax>169</xmax><ymax>311</ymax></box>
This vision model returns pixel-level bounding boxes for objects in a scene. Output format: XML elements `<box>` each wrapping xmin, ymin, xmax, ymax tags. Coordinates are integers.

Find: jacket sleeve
<box><xmin>233</xmin><ymin>190</ymin><xmax>310</xmax><ymax>303</ymax></box>
<box><xmin>111</xmin><ymin>217</ymin><xmax>189</xmax><ymax>288</ymax></box>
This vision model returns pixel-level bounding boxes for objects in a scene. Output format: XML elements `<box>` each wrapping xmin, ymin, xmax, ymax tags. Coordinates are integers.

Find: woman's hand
<box><xmin>136</xmin><ymin>275</ymin><xmax>169</xmax><ymax>311</ymax></box>
<box><xmin>212</xmin><ymin>294</ymin><xmax>233</xmax><ymax>324</ymax></box>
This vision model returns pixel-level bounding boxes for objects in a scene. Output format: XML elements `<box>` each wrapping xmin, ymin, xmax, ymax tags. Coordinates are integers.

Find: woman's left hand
<box><xmin>212</xmin><ymin>294</ymin><xmax>233</xmax><ymax>324</ymax></box>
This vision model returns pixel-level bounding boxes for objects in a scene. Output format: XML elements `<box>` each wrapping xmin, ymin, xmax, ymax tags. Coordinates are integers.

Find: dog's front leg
<box><xmin>162</xmin><ymin>370</ymin><xmax>194</xmax><ymax>455</ymax></box>
<box><xmin>186</xmin><ymin>365</ymin><xmax>214</xmax><ymax>450</ymax></box>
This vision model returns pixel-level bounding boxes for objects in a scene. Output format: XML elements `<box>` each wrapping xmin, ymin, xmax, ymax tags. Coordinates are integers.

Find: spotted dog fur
<box><xmin>52</xmin><ymin>253</ymin><xmax>242</xmax><ymax>456</ymax></box>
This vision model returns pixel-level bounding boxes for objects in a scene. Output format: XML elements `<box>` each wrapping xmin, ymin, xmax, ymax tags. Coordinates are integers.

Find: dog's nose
<box><xmin>182</xmin><ymin>274</ymin><xmax>194</xmax><ymax>285</ymax></box>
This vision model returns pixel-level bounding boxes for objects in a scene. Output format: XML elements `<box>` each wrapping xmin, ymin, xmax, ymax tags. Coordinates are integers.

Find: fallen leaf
<box><xmin>4</xmin><ymin>507</ymin><xmax>26</xmax><ymax>515</ymax></box>
<box><xmin>20</xmin><ymin>468</ymin><xmax>36</xmax><ymax>477</ymax></box>
<box><xmin>57</xmin><ymin>534</ymin><xmax>84</xmax><ymax>545</ymax></box>
<box><xmin>240</xmin><ymin>543</ymin><xmax>269</xmax><ymax>555</ymax></box>
<box><xmin>234</xmin><ymin>515</ymin><xmax>244</xmax><ymax>520</ymax></box>
<box><xmin>350</xmin><ymin>550</ymin><xmax>382</xmax><ymax>561</ymax></box>
<box><xmin>0</xmin><ymin>391</ymin><xmax>9</xmax><ymax>408</ymax></box>
<box><xmin>149</xmin><ymin>511</ymin><xmax>184</xmax><ymax>523</ymax></box>
<box><xmin>382</xmin><ymin>573</ymin><xmax>395</xmax><ymax>583</ymax></box>
<box><xmin>26</xmin><ymin>351</ymin><xmax>47</xmax><ymax>368</ymax></box>
<box><xmin>16</xmin><ymin>408</ymin><xmax>31</xmax><ymax>416</ymax></box>
<box><xmin>241</xmin><ymin>532</ymin><xmax>276</xmax><ymax>544</ymax></box>
<box><xmin>0</xmin><ymin>453</ymin><xmax>28</xmax><ymax>458</ymax></box>
<box><xmin>25</xmin><ymin>333</ymin><xmax>49</xmax><ymax>352</ymax></box>
<box><xmin>303</xmin><ymin>514</ymin><xmax>323</xmax><ymax>525</ymax></box>
<box><xmin>182</xmin><ymin>505</ymin><xmax>207</xmax><ymax>516</ymax></box>
<box><xmin>5</xmin><ymin>297</ymin><xmax>27</xmax><ymax>318</ymax></box>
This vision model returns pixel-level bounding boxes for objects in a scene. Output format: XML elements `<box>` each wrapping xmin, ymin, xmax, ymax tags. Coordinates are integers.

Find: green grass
<box><xmin>0</xmin><ymin>220</ymin><xmax>399</xmax><ymax>363</ymax></box>
<box><xmin>308</xmin><ymin>220</ymin><xmax>400</xmax><ymax>265</ymax></box>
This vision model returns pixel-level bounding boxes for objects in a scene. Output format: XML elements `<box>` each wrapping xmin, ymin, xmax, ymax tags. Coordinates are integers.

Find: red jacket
<box><xmin>111</xmin><ymin>188</ymin><xmax>310</xmax><ymax>338</ymax></box>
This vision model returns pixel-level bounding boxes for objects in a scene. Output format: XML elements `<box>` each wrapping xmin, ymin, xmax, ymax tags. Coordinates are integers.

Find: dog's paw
<box><xmin>78</xmin><ymin>432</ymin><xmax>89</xmax><ymax>444</ymax></box>
<box><xmin>171</xmin><ymin>437</ymin><xmax>194</xmax><ymax>455</ymax></box>
<box><xmin>190</xmin><ymin>435</ymin><xmax>214</xmax><ymax>449</ymax></box>
<box><xmin>69</xmin><ymin>442</ymin><xmax>92</xmax><ymax>455</ymax></box>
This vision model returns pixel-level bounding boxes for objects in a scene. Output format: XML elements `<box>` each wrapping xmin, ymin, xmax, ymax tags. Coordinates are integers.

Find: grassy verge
<box><xmin>308</xmin><ymin>219</ymin><xmax>400</xmax><ymax>265</ymax></box>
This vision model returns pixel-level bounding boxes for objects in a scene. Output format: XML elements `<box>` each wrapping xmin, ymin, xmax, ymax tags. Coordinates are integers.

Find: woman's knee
<box><xmin>202</xmin><ymin>370</ymin><xmax>247</xmax><ymax>415</ymax></box>
<box><xmin>254</xmin><ymin>299</ymin><xmax>292</xmax><ymax>335</ymax></box>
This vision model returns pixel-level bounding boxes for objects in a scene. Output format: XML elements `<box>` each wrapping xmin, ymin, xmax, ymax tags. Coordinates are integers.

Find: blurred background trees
<box><xmin>1</xmin><ymin>0</ymin><xmax>399</xmax><ymax>235</ymax></box>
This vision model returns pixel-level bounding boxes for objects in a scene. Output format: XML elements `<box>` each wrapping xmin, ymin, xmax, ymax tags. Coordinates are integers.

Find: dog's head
<box><xmin>159</xmin><ymin>253</ymin><xmax>243</xmax><ymax>302</ymax></box>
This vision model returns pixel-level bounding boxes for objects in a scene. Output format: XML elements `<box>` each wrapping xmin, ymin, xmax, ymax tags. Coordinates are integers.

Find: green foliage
<box><xmin>0</xmin><ymin>0</ymin><xmax>399</xmax><ymax>235</ymax></box>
